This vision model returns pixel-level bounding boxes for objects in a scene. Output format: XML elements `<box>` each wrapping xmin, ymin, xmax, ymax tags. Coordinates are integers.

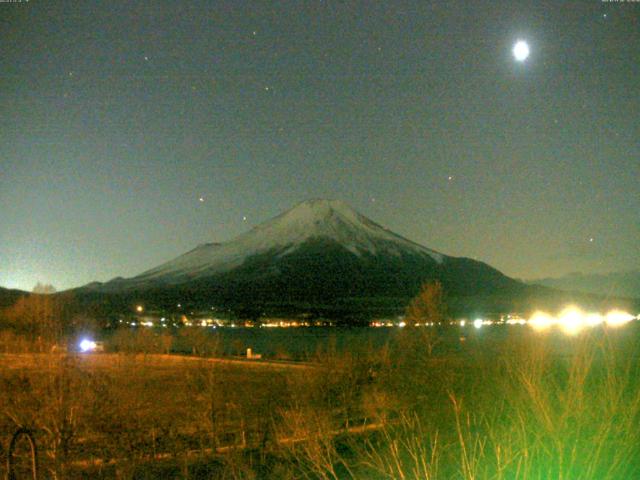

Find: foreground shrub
<box><xmin>342</xmin><ymin>330</ymin><xmax>640</xmax><ymax>479</ymax></box>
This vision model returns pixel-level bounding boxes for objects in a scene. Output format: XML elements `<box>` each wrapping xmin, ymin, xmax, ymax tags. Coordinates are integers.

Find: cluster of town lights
<box><xmin>458</xmin><ymin>307</ymin><xmax>636</xmax><ymax>335</ymax></box>
<box><xmin>130</xmin><ymin>304</ymin><xmax>636</xmax><ymax>334</ymax></box>
<box><xmin>376</xmin><ymin>307</ymin><xmax>638</xmax><ymax>334</ymax></box>
<box><xmin>527</xmin><ymin>307</ymin><xmax>636</xmax><ymax>335</ymax></box>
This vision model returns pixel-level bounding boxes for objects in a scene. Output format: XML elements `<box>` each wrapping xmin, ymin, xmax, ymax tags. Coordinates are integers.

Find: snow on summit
<box><xmin>132</xmin><ymin>199</ymin><xmax>444</xmax><ymax>284</ymax></box>
<box><xmin>256</xmin><ymin>199</ymin><xmax>443</xmax><ymax>259</ymax></box>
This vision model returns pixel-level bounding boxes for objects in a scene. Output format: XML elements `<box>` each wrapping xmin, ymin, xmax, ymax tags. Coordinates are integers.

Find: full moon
<box><xmin>512</xmin><ymin>40</ymin><xmax>530</xmax><ymax>62</ymax></box>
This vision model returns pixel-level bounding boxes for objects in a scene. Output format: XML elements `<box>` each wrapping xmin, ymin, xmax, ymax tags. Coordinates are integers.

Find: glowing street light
<box><xmin>79</xmin><ymin>339</ymin><xmax>97</xmax><ymax>352</ymax></box>
<box><xmin>529</xmin><ymin>311</ymin><xmax>554</xmax><ymax>331</ymax></box>
<box><xmin>558</xmin><ymin>307</ymin><xmax>585</xmax><ymax>335</ymax></box>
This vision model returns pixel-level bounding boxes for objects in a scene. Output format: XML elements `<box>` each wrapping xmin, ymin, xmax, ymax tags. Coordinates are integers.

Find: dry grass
<box><xmin>1</xmin><ymin>328</ymin><xmax>640</xmax><ymax>478</ymax></box>
<box><xmin>0</xmin><ymin>350</ymin><xmax>295</xmax><ymax>478</ymax></box>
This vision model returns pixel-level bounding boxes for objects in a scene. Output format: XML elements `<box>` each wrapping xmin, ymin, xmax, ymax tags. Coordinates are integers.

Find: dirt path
<box><xmin>0</xmin><ymin>352</ymin><xmax>316</xmax><ymax>370</ymax></box>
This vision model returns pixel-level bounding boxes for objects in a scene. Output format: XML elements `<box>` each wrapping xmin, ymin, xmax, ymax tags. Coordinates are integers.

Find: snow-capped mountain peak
<box><xmin>247</xmin><ymin>198</ymin><xmax>440</xmax><ymax>255</ymax></box>
<box><xmin>125</xmin><ymin>199</ymin><xmax>445</xmax><ymax>285</ymax></box>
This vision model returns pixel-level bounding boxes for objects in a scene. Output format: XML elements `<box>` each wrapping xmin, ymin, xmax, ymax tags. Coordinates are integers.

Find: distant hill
<box><xmin>529</xmin><ymin>271</ymin><xmax>640</xmax><ymax>300</ymax></box>
<box><xmin>0</xmin><ymin>286</ymin><xmax>27</xmax><ymax>308</ymax></box>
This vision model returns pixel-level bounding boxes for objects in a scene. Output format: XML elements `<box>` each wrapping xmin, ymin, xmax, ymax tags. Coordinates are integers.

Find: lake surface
<box><xmin>175</xmin><ymin>323</ymin><xmax>640</xmax><ymax>360</ymax></box>
<box><xmin>194</xmin><ymin>326</ymin><xmax>399</xmax><ymax>359</ymax></box>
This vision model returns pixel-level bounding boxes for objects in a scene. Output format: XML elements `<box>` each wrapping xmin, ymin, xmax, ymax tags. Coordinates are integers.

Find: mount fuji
<box><xmin>82</xmin><ymin>199</ymin><xmax>525</xmax><ymax>318</ymax></box>
<box><xmin>131</xmin><ymin>199</ymin><xmax>445</xmax><ymax>285</ymax></box>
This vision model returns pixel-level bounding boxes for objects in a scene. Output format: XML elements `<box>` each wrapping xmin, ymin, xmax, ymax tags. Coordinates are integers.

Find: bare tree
<box><xmin>4</xmin><ymin>294</ymin><xmax>68</xmax><ymax>348</ymax></box>
<box><xmin>32</xmin><ymin>283</ymin><xmax>57</xmax><ymax>295</ymax></box>
<box><xmin>405</xmin><ymin>281</ymin><xmax>447</xmax><ymax>326</ymax></box>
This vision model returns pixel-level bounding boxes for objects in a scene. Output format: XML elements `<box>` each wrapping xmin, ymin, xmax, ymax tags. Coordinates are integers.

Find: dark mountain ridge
<box><xmin>529</xmin><ymin>271</ymin><xmax>640</xmax><ymax>300</ymax></box>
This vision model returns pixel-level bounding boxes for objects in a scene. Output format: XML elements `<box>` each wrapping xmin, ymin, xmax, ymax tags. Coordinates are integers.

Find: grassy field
<box><xmin>0</xmin><ymin>352</ymin><xmax>307</xmax><ymax>478</ymax></box>
<box><xmin>2</xmin><ymin>326</ymin><xmax>640</xmax><ymax>479</ymax></box>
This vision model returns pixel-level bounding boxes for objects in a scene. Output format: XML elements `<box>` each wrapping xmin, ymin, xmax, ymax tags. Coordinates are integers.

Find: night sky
<box><xmin>1</xmin><ymin>1</ymin><xmax>638</xmax><ymax>291</ymax></box>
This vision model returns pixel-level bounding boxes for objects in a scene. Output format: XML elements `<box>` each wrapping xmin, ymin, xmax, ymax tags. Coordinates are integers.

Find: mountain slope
<box><xmin>81</xmin><ymin>199</ymin><xmax>529</xmax><ymax>317</ymax></box>
<box><xmin>131</xmin><ymin>199</ymin><xmax>444</xmax><ymax>286</ymax></box>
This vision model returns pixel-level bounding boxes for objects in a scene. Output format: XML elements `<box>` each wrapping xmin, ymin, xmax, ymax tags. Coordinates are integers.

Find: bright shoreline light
<box><xmin>606</xmin><ymin>310</ymin><xmax>635</xmax><ymax>327</ymax></box>
<box><xmin>525</xmin><ymin>307</ymin><xmax>636</xmax><ymax>335</ymax></box>
<box><xmin>79</xmin><ymin>339</ymin><xmax>97</xmax><ymax>352</ymax></box>
<box><xmin>529</xmin><ymin>311</ymin><xmax>554</xmax><ymax>331</ymax></box>
<box><xmin>558</xmin><ymin>306</ymin><xmax>585</xmax><ymax>335</ymax></box>
<box><xmin>451</xmin><ymin>307</ymin><xmax>636</xmax><ymax>335</ymax></box>
<box><xmin>585</xmin><ymin>313</ymin><xmax>604</xmax><ymax>327</ymax></box>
